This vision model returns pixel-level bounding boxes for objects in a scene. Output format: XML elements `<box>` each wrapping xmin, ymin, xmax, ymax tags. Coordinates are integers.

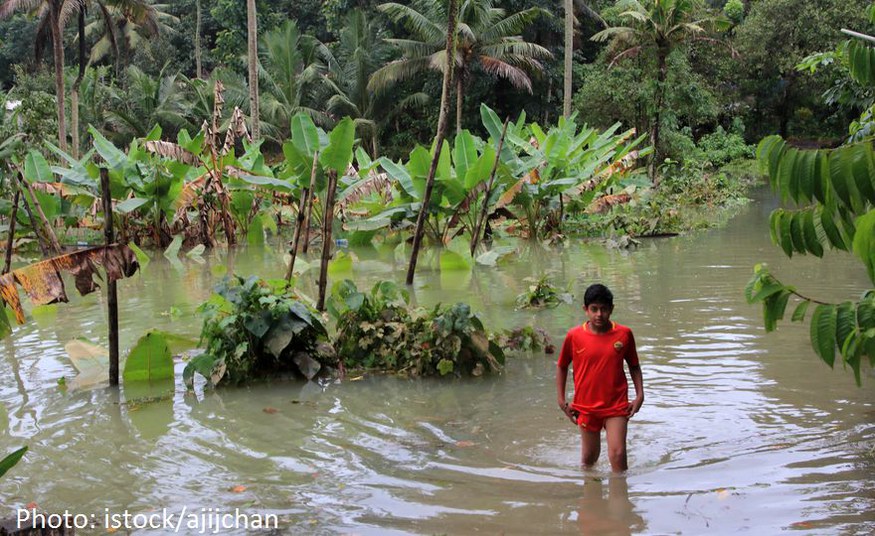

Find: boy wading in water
<box><xmin>556</xmin><ymin>284</ymin><xmax>644</xmax><ymax>472</ymax></box>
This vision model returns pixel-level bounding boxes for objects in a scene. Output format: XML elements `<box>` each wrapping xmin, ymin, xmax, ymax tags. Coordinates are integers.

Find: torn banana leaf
<box><xmin>0</xmin><ymin>244</ymin><xmax>139</xmax><ymax>327</ymax></box>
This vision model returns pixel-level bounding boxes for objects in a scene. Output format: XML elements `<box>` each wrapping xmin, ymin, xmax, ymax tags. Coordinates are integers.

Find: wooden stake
<box><xmin>286</xmin><ymin>152</ymin><xmax>318</xmax><ymax>283</ymax></box>
<box><xmin>470</xmin><ymin>118</ymin><xmax>509</xmax><ymax>256</ymax></box>
<box><xmin>301</xmin><ymin>180</ymin><xmax>315</xmax><ymax>254</ymax></box>
<box><xmin>2</xmin><ymin>189</ymin><xmax>20</xmax><ymax>274</ymax></box>
<box><xmin>14</xmin><ymin>175</ymin><xmax>49</xmax><ymax>256</ymax></box>
<box><xmin>316</xmin><ymin>170</ymin><xmax>338</xmax><ymax>311</ymax></box>
<box><xmin>101</xmin><ymin>168</ymin><xmax>120</xmax><ymax>387</ymax></box>
<box><xmin>18</xmin><ymin>172</ymin><xmax>62</xmax><ymax>254</ymax></box>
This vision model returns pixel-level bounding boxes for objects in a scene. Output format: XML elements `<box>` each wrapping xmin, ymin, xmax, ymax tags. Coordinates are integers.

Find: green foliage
<box><xmin>193</xmin><ymin>276</ymin><xmax>334</xmax><ymax>386</ymax></box>
<box><xmin>495</xmin><ymin>326</ymin><xmax>555</xmax><ymax>353</ymax></box>
<box><xmin>515</xmin><ymin>275</ymin><xmax>572</xmax><ymax>309</ymax></box>
<box><xmin>328</xmin><ymin>280</ymin><xmax>505</xmax><ymax>377</ymax></box>
<box><xmin>746</xmin><ymin>265</ymin><xmax>874</xmax><ymax>384</ymax></box>
<box><xmin>696</xmin><ymin>126</ymin><xmax>755</xmax><ymax>166</ymax></box>
<box><xmin>0</xmin><ymin>446</ymin><xmax>27</xmax><ymax>480</ymax></box>
<box><xmin>723</xmin><ymin>0</ymin><xmax>744</xmax><ymax>24</ymax></box>
<box><xmin>749</xmin><ymin>18</ymin><xmax>875</xmax><ymax>383</ymax></box>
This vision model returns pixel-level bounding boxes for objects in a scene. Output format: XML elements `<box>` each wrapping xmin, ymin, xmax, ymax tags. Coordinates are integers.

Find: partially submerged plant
<box><xmin>496</xmin><ymin>326</ymin><xmax>555</xmax><ymax>353</ymax></box>
<box><xmin>0</xmin><ymin>446</ymin><xmax>27</xmax><ymax>481</ymax></box>
<box><xmin>328</xmin><ymin>279</ymin><xmax>505</xmax><ymax>377</ymax></box>
<box><xmin>515</xmin><ymin>275</ymin><xmax>572</xmax><ymax>309</ymax></box>
<box><xmin>188</xmin><ymin>276</ymin><xmax>335</xmax><ymax>387</ymax></box>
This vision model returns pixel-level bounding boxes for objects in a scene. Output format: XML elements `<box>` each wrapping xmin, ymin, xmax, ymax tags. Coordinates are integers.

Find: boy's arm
<box><xmin>556</xmin><ymin>334</ymin><xmax>576</xmax><ymax>423</ymax></box>
<box><xmin>628</xmin><ymin>364</ymin><xmax>644</xmax><ymax>417</ymax></box>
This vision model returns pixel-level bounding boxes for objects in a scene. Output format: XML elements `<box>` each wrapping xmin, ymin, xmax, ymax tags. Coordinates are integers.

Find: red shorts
<box><xmin>576</xmin><ymin>411</ymin><xmax>627</xmax><ymax>432</ymax></box>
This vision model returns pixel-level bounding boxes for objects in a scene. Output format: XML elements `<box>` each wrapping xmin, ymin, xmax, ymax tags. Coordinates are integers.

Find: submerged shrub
<box><xmin>515</xmin><ymin>276</ymin><xmax>573</xmax><ymax>309</ymax></box>
<box><xmin>328</xmin><ymin>280</ymin><xmax>505</xmax><ymax>377</ymax></box>
<box><xmin>190</xmin><ymin>276</ymin><xmax>335</xmax><ymax>387</ymax></box>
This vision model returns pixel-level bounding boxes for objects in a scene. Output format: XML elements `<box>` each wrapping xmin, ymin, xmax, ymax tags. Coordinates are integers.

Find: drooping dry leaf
<box><xmin>588</xmin><ymin>193</ymin><xmax>632</xmax><ymax>214</ymax></box>
<box><xmin>0</xmin><ymin>245</ymin><xmax>140</xmax><ymax>326</ymax></box>
<box><xmin>144</xmin><ymin>140</ymin><xmax>200</xmax><ymax>166</ymax></box>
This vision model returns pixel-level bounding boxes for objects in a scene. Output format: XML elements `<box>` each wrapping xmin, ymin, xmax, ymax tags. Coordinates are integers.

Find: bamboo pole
<box><xmin>470</xmin><ymin>118</ymin><xmax>509</xmax><ymax>256</ymax></box>
<box><xmin>101</xmin><ymin>168</ymin><xmax>120</xmax><ymax>387</ymax></box>
<box><xmin>316</xmin><ymin>170</ymin><xmax>338</xmax><ymax>311</ymax></box>
<box><xmin>19</xmin><ymin>172</ymin><xmax>62</xmax><ymax>254</ymax></box>
<box><xmin>3</xmin><ymin>189</ymin><xmax>20</xmax><ymax>274</ymax></box>
<box><xmin>301</xmin><ymin>182</ymin><xmax>315</xmax><ymax>254</ymax></box>
<box><xmin>286</xmin><ymin>152</ymin><xmax>318</xmax><ymax>283</ymax></box>
<box><xmin>406</xmin><ymin>0</ymin><xmax>458</xmax><ymax>285</ymax></box>
<box><xmin>14</xmin><ymin>174</ymin><xmax>49</xmax><ymax>256</ymax></box>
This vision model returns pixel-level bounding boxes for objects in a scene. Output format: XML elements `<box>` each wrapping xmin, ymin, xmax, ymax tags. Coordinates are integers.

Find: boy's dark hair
<box><xmin>584</xmin><ymin>284</ymin><xmax>613</xmax><ymax>308</ymax></box>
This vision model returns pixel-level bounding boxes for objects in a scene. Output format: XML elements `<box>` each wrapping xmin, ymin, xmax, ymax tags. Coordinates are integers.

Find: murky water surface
<box><xmin>1</xmin><ymin>189</ymin><xmax>873</xmax><ymax>535</ymax></box>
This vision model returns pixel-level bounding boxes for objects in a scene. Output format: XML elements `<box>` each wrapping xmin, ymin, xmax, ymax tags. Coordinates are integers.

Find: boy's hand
<box><xmin>627</xmin><ymin>396</ymin><xmax>644</xmax><ymax>418</ymax></box>
<box><xmin>559</xmin><ymin>402</ymin><xmax>578</xmax><ymax>424</ymax></box>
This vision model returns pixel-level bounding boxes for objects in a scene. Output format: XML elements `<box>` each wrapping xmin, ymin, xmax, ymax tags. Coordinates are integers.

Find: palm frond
<box><xmin>367</xmin><ymin>56</ymin><xmax>436</xmax><ymax>94</ymax></box>
<box><xmin>479</xmin><ymin>56</ymin><xmax>532</xmax><ymax>92</ymax></box>
<box><xmin>0</xmin><ymin>0</ymin><xmax>42</xmax><ymax>20</ymax></box>
<box><xmin>378</xmin><ymin>2</ymin><xmax>444</xmax><ymax>43</ymax></box>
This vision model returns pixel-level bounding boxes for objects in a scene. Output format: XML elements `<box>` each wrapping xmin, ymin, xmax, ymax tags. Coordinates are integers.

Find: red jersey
<box><xmin>558</xmin><ymin>322</ymin><xmax>639</xmax><ymax>416</ymax></box>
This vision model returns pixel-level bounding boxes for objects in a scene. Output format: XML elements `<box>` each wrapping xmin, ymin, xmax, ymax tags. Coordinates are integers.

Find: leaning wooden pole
<box><xmin>18</xmin><ymin>171</ymin><xmax>62</xmax><ymax>254</ymax></box>
<box><xmin>316</xmin><ymin>170</ymin><xmax>338</xmax><ymax>311</ymax></box>
<box><xmin>101</xmin><ymin>168</ymin><xmax>120</xmax><ymax>386</ymax></box>
<box><xmin>14</xmin><ymin>174</ymin><xmax>49</xmax><ymax>256</ymax></box>
<box><xmin>470</xmin><ymin>118</ymin><xmax>509</xmax><ymax>256</ymax></box>
<box><xmin>301</xmin><ymin>182</ymin><xmax>315</xmax><ymax>254</ymax></box>
<box><xmin>406</xmin><ymin>0</ymin><xmax>457</xmax><ymax>285</ymax></box>
<box><xmin>286</xmin><ymin>152</ymin><xmax>318</xmax><ymax>283</ymax></box>
<box><xmin>2</xmin><ymin>189</ymin><xmax>20</xmax><ymax>274</ymax></box>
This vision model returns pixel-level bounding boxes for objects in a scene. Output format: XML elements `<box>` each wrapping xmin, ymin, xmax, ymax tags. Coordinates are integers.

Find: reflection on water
<box><xmin>1</xmin><ymin>187</ymin><xmax>873</xmax><ymax>535</ymax></box>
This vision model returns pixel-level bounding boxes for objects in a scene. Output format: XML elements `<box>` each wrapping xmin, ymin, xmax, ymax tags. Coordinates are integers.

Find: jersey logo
<box><xmin>613</xmin><ymin>341</ymin><xmax>624</xmax><ymax>351</ymax></box>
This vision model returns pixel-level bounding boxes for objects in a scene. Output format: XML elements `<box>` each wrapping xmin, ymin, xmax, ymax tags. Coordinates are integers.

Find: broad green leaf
<box><xmin>247</xmin><ymin>214</ymin><xmax>265</xmax><ymax>245</ymax></box>
<box><xmin>128</xmin><ymin>242</ymin><xmax>150</xmax><ymax>267</ymax></box>
<box><xmin>453</xmin><ymin>130</ymin><xmax>478</xmax><ymax>183</ymax></box>
<box><xmin>33</xmin><ymin>191</ymin><xmax>60</xmax><ymax>221</ymax></box>
<box><xmin>801</xmin><ymin>210</ymin><xmax>823</xmax><ymax>257</ymax></box>
<box><xmin>789</xmin><ymin>211</ymin><xmax>807</xmax><ymax>254</ymax></box>
<box><xmin>836</xmin><ymin>301</ymin><xmax>856</xmax><ymax>357</ymax></box>
<box><xmin>380</xmin><ymin>157</ymin><xmax>420</xmax><ymax>199</ymax></box>
<box><xmin>164</xmin><ymin>235</ymin><xmax>182</xmax><ymax>259</ymax></box>
<box><xmin>115</xmin><ymin>197</ymin><xmax>151</xmax><ymax>214</ymax></box>
<box><xmin>778</xmin><ymin>210</ymin><xmax>794</xmax><ymax>257</ymax></box>
<box><xmin>145</xmin><ymin>124</ymin><xmax>162</xmax><ymax>141</ymax></box>
<box><xmin>852</xmin><ymin>211</ymin><xmax>875</xmax><ymax>283</ymax></box>
<box><xmin>183</xmin><ymin>352</ymin><xmax>226</xmax><ymax>388</ymax></box>
<box><xmin>235</xmin><ymin>172</ymin><xmax>293</xmax><ymax>192</ymax></box>
<box><xmin>791</xmin><ymin>300</ymin><xmax>810</xmax><ymax>322</ymax></box>
<box><xmin>436</xmin><ymin>140</ymin><xmax>452</xmax><ymax>182</ymax></box>
<box><xmin>291</xmin><ymin>113</ymin><xmax>321</xmax><ymax>158</ymax></box>
<box><xmin>88</xmin><ymin>126</ymin><xmax>127</xmax><ymax>170</ymax></box>
<box><xmin>810</xmin><ymin>304</ymin><xmax>837</xmax><ymax>367</ymax></box>
<box><xmin>763</xmin><ymin>290</ymin><xmax>790</xmax><ymax>332</ymax></box>
<box><xmin>23</xmin><ymin>151</ymin><xmax>53</xmax><ymax>183</ymax></box>
<box><xmin>818</xmin><ymin>206</ymin><xmax>846</xmax><ymax>251</ymax></box>
<box><xmin>122</xmin><ymin>331</ymin><xmax>173</xmax><ymax>382</ymax></box>
<box><xmin>264</xmin><ymin>314</ymin><xmax>309</xmax><ymax>358</ymax></box>
<box><xmin>320</xmin><ymin>117</ymin><xmax>356</xmax><ymax>173</ymax></box>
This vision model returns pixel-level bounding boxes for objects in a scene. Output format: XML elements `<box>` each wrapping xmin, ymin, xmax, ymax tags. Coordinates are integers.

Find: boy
<box><xmin>556</xmin><ymin>284</ymin><xmax>644</xmax><ymax>472</ymax></box>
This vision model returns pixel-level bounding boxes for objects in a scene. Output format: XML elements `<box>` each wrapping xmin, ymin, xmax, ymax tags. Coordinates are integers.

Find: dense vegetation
<box><xmin>0</xmin><ymin>0</ymin><xmax>872</xmax><ymax>380</ymax></box>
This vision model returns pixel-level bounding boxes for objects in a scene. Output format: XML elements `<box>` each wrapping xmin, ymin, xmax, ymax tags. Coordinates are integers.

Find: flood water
<box><xmin>1</xmin><ymin>188</ymin><xmax>873</xmax><ymax>535</ymax></box>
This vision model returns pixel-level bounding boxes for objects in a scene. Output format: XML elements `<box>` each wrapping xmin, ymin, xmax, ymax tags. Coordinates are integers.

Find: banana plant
<box><xmin>480</xmin><ymin>104</ymin><xmax>650</xmax><ymax>240</ymax></box>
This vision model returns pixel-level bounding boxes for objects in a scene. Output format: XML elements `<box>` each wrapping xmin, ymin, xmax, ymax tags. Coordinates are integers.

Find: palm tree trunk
<box><xmin>246</xmin><ymin>0</ymin><xmax>260</xmax><ymax>140</ymax></box>
<box><xmin>49</xmin><ymin>7</ymin><xmax>67</xmax><ymax>152</ymax></box>
<box><xmin>71</xmin><ymin>8</ymin><xmax>87</xmax><ymax>158</ymax></box>
<box><xmin>406</xmin><ymin>0</ymin><xmax>457</xmax><ymax>285</ymax></box>
<box><xmin>456</xmin><ymin>73</ymin><xmax>463</xmax><ymax>135</ymax></box>
<box><xmin>195</xmin><ymin>0</ymin><xmax>203</xmax><ymax>79</ymax></box>
<box><xmin>563</xmin><ymin>0</ymin><xmax>573</xmax><ymax>118</ymax></box>
<box><xmin>648</xmin><ymin>48</ymin><xmax>668</xmax><ymax>185</ymax></box>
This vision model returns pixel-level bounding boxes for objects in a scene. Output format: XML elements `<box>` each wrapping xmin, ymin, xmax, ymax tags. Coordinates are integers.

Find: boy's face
<box><xmin>584</xmin><ymin>302</ymin><xmax>613</xmax><ymax>330</ymax></box>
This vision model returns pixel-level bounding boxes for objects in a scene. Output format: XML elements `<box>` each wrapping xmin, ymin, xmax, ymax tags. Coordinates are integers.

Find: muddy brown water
<box><xmin>1</xmin><ymin>188</ymin><xmax>873</xmax><ymax>535</ymax></box>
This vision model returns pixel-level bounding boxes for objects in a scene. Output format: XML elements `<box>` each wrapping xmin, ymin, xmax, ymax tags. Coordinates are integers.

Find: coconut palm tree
<box><xmin>369</xmin><ymin>0</ymin><xmax>551</xmax><ymax>134</ymax></box>
<box><xmin>84</xmin><ymin>1</ymin><xmax>177</xmax><ymax>71</ymax></box>
<box><xmin>257</xmin><ymin>20</ymin><xmax>333</xmax><ymax>143</ymax></box>
<box><xmin>592</xmin><ymin>0</ymin><xmax>713</xmax><ymax>181</ymax></box>
<box><xmin>106</xmin><ymin>64</ymin><xmax>187</xmax><ymax>143</ymax></box>
<box><xmin>326</xmin><ymin>9</ymin><xmax>428</xmax><ymax>157</ymax></box>
<box><xmin>0</xmin><ymin>0</ymin><xmax>69</xmax><ymax>151</ymax></box>
<box><xmin>246</xmin><ymin>0</ymin><xmax>259</xmax><ymax>140</ymax></box>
